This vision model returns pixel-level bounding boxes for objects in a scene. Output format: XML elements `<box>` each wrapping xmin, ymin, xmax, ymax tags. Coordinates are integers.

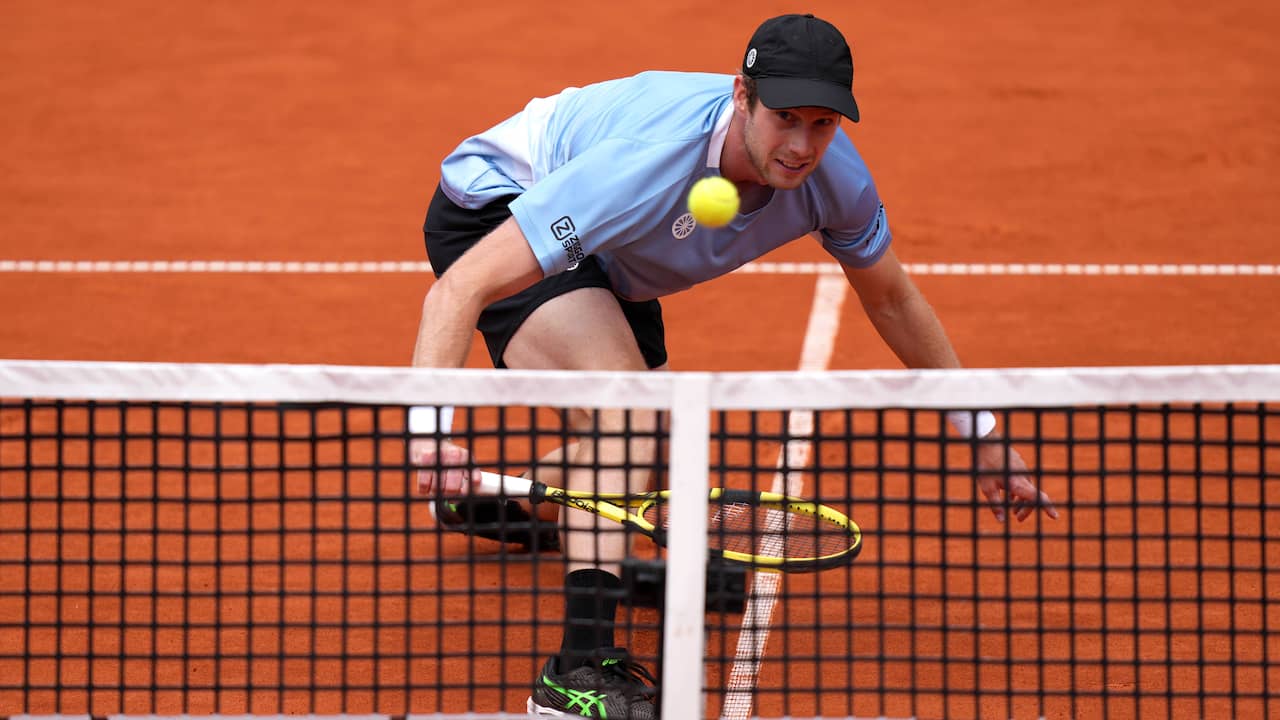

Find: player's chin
<box><xmin>768</xmin><ymin>177</ymin><xmax>808</xmax><ymax>191</ymax></box>
<box><xmin>767</xmin><ymin>163</ymin><xmax>812</xmax><ymax>189</ymax></box>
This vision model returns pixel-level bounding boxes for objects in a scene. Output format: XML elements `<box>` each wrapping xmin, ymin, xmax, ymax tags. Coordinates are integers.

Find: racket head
<box><xmin>640</xmin><ymin>488</ymin><xmax>862</xmax><ymax>572</ymax></box>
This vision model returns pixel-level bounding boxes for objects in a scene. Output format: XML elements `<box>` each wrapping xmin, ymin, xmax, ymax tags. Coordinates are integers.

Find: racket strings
<box><xmin>644</xmin><ymin>501</ymin><xmax>853</xmax><ymax>561</ymax></box>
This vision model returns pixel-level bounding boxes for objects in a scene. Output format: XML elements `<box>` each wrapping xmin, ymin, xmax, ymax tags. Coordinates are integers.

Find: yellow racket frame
<box><xmin>477</xmin><ymin>472</ymin><xmax>862</xmax><ymax>572</ymax></box>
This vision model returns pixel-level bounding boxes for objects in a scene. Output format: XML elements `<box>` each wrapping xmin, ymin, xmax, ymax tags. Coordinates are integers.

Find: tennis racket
<box><xmin>477</xmin><ymin>471</ymin><xmax>862</xmax><ymax>572</ymax></box>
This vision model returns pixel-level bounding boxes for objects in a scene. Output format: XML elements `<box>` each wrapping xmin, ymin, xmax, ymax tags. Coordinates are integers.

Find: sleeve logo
<box><xmin>551</xmin><ymin>215</ymin><xmax>585</xmax><ymax>270</ymax></box>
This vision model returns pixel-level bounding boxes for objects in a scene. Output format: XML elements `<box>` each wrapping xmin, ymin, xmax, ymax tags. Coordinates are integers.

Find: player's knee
<box><xmin>565</xmin><ymin>407</ymin><xmax>659</xmax><ymax>463</ymax></box>
<box><xmin>564</xmin><ymin>406</ymin><xmax>655</xmax><ymax>432</ymax></box>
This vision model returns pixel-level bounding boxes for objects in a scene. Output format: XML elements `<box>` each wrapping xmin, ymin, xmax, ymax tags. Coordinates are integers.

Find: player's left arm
<box><xmin>838</xmin><ymin>247</ymin><xmax>959</xmax><ymax>370</ymax></box>
<box><xmin>840</xmin><ymin>249</ymin><xmax>1059</xmax><ymax>522</ymax></box>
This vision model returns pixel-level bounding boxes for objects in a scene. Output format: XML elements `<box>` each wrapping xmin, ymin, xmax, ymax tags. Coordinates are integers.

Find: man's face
<box><xmin>737</xmin><ymin>88</ymin><xmax>841</xmax><ymax>189</ymax></box>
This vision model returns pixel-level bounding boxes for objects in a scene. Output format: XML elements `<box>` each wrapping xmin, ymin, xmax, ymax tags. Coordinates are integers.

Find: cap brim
<box><xmin>756</xmin><ymin>77</ymin><xmax>860</xmax><ymax>122</ymax></box>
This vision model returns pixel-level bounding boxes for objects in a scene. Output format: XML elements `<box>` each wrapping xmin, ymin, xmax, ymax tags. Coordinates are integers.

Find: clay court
<box><xmin>2</xmin><ymin>1</ymin><xmax>1277</xmax><ymax>719</ymax></box>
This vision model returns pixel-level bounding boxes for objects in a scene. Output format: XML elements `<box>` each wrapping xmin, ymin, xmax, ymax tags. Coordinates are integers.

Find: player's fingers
<box><xmin>1005</xmin><ymin>476</ymin><xmax>1033</xmax><ymax>521</ymax></box>
<box><xmin>415</xmin><ymin>468</ymin><xmax>474</xmax><ymax>497</ymax></box>
<box><xmin>415</xmin><ymin>469</ymin><xmax>437</xmax><ymax>496</ymax></box>
<box><xmin>411</xmin><ymin>443</ymin><xmax>441</xmax><ymax>496</ymax></box>
<box><xmin>1036</xmin><ymin>489</ymin><xmax>1060</xmax><ymax>520</ymax></box>
<box><xmin>439</xmin><ymin>467</ymin><xmax>472</xmax><ymax>495</ymax></box>
<box><xmin>981</xmin><ymin>484</ymin><xmax>1007</xmax><ymax>523</ymax></box>
<box><xmin>1010</xmin><ymin>482</ymin><xmax>1058</xmax><ymax>522</ymax></box>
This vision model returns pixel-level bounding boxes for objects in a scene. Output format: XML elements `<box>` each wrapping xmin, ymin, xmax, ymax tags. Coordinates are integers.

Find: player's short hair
<box><xmin>740</xmin><ymin>74</ymin><xmax>760</xmax><ymax>111</ymax></box>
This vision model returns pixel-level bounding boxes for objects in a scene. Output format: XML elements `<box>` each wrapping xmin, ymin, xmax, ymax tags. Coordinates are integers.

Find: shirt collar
<box><xmin>705</xmin><ymin>101</ymin><xmax>734</xmax><ymax>169</ymax></box>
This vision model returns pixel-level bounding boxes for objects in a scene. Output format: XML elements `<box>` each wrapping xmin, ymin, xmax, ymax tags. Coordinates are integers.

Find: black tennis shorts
<box><xmin>423</xmin><ymin>183</ymin><xmax>667</xmax><ymax>369</ymax></box>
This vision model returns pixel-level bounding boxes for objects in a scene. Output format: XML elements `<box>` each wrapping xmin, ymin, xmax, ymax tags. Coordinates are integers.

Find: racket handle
<box><xmin>478</xmin><ymin>471</ymin><xmax>535</xmax><ymax>498</ymax></box>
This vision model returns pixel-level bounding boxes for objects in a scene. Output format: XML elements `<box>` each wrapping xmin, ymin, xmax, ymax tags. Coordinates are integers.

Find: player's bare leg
<box><xmin>504</xmin><ymin>286</ymin><xmax>661</xmax><ymax>716</ymax></box>
<box><xmin>503</xmin><ymin>286</ymin><xmax>660</xmax><ymax>573</ymax></box>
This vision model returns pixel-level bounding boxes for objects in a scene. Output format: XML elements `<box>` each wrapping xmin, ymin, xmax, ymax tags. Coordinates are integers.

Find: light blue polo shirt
<box><xmin>439</xmin><ymin>71</ymin><xmax>890</xmax><ymax>301</ymax></box>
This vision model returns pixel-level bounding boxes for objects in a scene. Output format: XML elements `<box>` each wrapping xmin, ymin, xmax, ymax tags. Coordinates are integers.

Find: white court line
<box><xmin>719</xmin><ymin>272</ymin><xmax>847</xmax><ymax>720</ymax></box>
<box><xmin>0</xmin><ymin>716</ymin><xmax>923</xmax><ymax>720</ymax></box>
<box><xmin>736</xmin><ymin>261</ymin><xmax>1279</xmax><ymax>276</ymax></box>
<box><xmin>0</xmin><ymin>259</ymin><xmax>1276</xmax><ymax>276</ymax></box>
<box><xmin>0</xmin><ymin>715</ymin><xmax>931</xmax><ymax>720</ymax></box>
<box><xmin>3</xmin><ymin>716</ymin><xmax>539</xmax><ymax>720</ymax></box>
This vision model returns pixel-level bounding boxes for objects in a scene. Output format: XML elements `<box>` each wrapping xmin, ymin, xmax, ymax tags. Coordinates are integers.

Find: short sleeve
<box><xmin>819</xmin><ymin>193</ymin><xmax>891</xmax><ymax>269</ymax></box>
<box><xmin>508</xmin><ymin>137</ymin><xmax>698</xmax><ymax>277</ymax></box>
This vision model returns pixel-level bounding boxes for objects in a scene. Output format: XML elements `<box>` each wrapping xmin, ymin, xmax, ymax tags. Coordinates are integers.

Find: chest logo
<box><xmin>672</xmin><ymin>213</ymin><xmax>696</xmax><ymax>240</ymax></box>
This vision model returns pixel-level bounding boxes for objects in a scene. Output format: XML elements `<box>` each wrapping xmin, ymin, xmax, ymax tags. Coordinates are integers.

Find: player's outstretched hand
<box><xmin>410</xmin><ymin>437</ymin><xmax>479</xmax><ymax>496</ymax></box>
<box><xmin>973</xmin><ymin>437</ymin><xmax>1059</xmax><ymax>522</ymax></box>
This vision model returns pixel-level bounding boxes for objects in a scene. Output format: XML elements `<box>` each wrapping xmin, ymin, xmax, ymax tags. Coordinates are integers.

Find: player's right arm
<box><xmin>411</xmin><ymin>216</ymin><xmax>544</xmax><ymax>495</ymax></box>
<box><xmin>413</xmin><ymin>216</ymin><xmax>544</xmax><ymax>367</ymax></box>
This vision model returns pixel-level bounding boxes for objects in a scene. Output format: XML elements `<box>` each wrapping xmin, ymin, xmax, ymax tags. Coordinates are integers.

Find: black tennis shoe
<box><xmin>528</xmin><ymin>649</ymin><xmax>658</xmax><ymax>719</ymax></box>
<box><xmin>432</xmin><ymin>497</ymin><xmax>560</xmax><ymax>553</ymax></box>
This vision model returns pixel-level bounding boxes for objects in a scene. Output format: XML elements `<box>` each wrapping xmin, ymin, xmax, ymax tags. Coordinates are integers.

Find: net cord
<box><xmin>3</xmin><ymin>360</ymin><xmax>1280</xmax><ymax>409</ymax></box>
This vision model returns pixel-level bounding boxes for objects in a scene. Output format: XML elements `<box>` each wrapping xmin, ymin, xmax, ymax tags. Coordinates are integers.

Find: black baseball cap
<box><xmin>741</xmin><ymin>13</ymin><xmax>860</xmax><ymax>122</ymax></box>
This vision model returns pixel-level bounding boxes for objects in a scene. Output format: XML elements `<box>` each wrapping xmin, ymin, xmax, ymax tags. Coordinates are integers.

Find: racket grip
<box><xmin>478</xmin><ymin>471</ymin><xmax>535</xmax><ymax>498</ymax></box>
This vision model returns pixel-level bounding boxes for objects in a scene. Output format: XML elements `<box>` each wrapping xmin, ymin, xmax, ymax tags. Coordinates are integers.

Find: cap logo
<box><xmin>745</xmin><ymin>48</ymin><xmax>757</xmax><ymax>68</ymax></box>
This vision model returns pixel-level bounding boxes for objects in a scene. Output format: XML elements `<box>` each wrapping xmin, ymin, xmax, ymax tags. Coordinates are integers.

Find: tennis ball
<box><xmin>687</xmin><ymin>176</ymin><xmax>739</xmax><ymax>228</ymax></box>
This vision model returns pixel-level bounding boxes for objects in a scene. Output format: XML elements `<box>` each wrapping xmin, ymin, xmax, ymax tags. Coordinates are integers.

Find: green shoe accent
<box><xmin>529</xmin><ymin>650</ymin><xmax>656</xmax><ymax>719</ymax></box>
<box><xmin>539</xmin><ymin>673</ymin><xmax>610</xmax><ymax>717</ymax></box>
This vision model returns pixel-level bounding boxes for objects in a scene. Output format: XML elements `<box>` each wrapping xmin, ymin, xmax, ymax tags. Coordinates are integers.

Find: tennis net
<box><xmin>0</xmin><ymin>360</ymin><xmax>1277</xmax><ymax>720</ymax></box>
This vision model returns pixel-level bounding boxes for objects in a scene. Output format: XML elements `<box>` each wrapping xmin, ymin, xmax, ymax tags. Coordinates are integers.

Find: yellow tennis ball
<box><xmin>687</xmin><ymin>176</ymin><xmax>739</xmax><ymax>228</ymax></box>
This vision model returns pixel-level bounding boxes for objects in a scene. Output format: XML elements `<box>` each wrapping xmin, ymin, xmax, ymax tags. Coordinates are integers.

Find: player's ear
<box><xmin>732</xmin><ymin>74</ymin><xmax>752</xmax><ymax>115</ymax></box>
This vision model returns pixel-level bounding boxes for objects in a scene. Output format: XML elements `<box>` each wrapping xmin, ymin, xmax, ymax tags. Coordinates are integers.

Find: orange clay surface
<box><xmin>1</xmin><ymin>2</ymin><xmax>1277</xmax><ymax>719</ymax></box>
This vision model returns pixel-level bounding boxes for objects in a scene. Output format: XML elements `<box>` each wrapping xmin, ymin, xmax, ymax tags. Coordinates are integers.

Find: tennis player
<box><xmin>411</xmin><ymin>13</ymin><xmax>1059</xmax><ymax>718</ymax></box>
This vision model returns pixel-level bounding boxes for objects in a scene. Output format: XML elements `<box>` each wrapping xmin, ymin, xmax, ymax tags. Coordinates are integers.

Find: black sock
<box><xmin>559</xmin><ymin>568</ymin><xmax>623</xmax><ymax>670</ymax></box>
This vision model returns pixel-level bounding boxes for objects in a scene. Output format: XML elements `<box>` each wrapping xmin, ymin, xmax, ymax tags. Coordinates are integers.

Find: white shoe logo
<box><xmin>672</xmin><ymin>213</ymin><xmax>696</xmax><ymax>239</ymax></box>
